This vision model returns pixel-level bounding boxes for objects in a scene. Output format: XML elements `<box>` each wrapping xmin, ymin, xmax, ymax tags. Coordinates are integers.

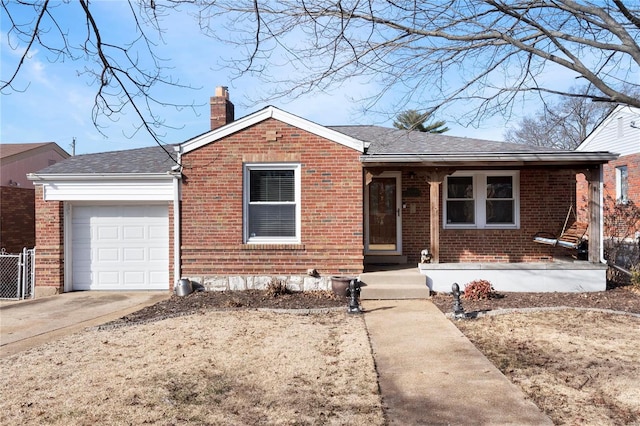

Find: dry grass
<box><xmin>3</xmin><ymin>300</ymin><xmax>640</xmax><ymax>425</ymax></box>
<box><xmin>456</xmin><ymin>310</ymin><xmax>640</xmax><ymax>425</ymax></box>
<box><xmin>0</xmin><ymin>310</ymin><xmax>384</xmax><ymax>425</ymax></box>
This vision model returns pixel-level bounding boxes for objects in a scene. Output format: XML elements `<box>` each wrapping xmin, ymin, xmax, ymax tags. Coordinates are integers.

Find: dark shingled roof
<box><xmin>33</xmin><ymin>125</ymin><xmax>561</xmax><ymax>176</ymax></box>
<box><xmin>33</xmin><ymin>145</ymin><xmax>177</xmax><ymax>175</ymax></box>
<box><xmin>328</xmin><ymin>125</ymin><xmax>554</xmax><ymax>154</ymax></box>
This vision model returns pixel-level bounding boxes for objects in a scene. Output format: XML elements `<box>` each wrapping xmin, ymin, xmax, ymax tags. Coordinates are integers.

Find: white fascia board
<box><xmin>181</xmin><ymin>106</ymin><xmax>366</xmax><ymax>154</ymax></box>
<box><xmin>32</xmin><ymin>174</ymin><xmax>176</xmax><ymax>201</ymax></box>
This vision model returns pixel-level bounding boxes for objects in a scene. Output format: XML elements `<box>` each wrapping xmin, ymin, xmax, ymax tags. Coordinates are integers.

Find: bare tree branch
<box><xmin>3</xmin><ymin>0</ymin><xmax>639</xmax><ymax>139</ymax></box>
<box><xmin>204</xmin><ymin>0</ymin><xmax>640</xmax><ymax>118</ymax></box>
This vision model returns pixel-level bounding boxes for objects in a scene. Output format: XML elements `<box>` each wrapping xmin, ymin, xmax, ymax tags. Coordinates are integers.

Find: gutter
<box><xmin>359</xmin><ymin>151</ymin><xmax>618</xmax><ymax>164</ymax></box>
<box><xmin>27</xmin><ymin>173</ymin><xmax>173</xmax><ymax>181</ymax></box>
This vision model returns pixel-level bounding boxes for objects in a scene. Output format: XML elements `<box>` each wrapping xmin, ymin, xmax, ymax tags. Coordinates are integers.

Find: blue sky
<box><xmin>0</xmin><ymin>1</ymin><xmax>596</xmax><ymax>155</ymax></box>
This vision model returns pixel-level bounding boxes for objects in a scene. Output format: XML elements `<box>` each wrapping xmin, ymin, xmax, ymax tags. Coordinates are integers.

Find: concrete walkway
<box><xmin>363</xmin><ymin>299</ymin><xmax>553</xmax><ymax>425</ymax></box>
<box><xmin>0</xmin><ymin>291</ymin><xmax>169</xmax><ymax>358</ymax></box>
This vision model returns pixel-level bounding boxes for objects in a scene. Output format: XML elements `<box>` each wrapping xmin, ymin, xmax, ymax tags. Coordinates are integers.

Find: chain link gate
<box><xmin>0</xmin><ymin>248</ymin><xmax>35</xmax><ymax>300</ymax></box>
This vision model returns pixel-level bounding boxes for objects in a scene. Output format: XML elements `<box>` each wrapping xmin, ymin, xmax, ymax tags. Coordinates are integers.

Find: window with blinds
<box><xmin>244</xmin><ymin>165</ymin><xmax>300</xmax><ymax>242</ymax></box>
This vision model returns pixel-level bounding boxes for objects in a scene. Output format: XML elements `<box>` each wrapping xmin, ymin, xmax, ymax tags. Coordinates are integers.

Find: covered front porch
<box><xmin>360</xmin><ymin>148</ymin><xmax>616</xmax><ymax>293</ymax></box>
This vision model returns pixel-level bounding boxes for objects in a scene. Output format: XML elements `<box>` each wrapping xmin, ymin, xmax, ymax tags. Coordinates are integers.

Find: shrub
<box><xmin>265</xmin><ymin>279</ymin><xmax>291</xmax><ymax>297</ymax></box>
<box><xmin>631</xmin><ymin>265</ymin><xmax>640</xmax><ymax>289</ymax></box>
<box><xmin>463</xmin><ymin>279</ymin><xmax>495</xmax><ymax>300</ymax></box>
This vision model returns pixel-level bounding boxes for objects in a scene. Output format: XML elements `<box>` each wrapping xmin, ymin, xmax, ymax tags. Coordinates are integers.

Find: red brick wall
<box><xmin>0</xmin><ymin>186</ymin><xmax>35</xmax><ymax>253</ymax></box>
<box><xmin>577</xmin><ymin>154</ymin><xmax>640</xmax><ymax>236</ymax></box>
<box><xmin>622</xmin><ymin>153</ymin><xmax>640</xmax><ymax>206</ymax></box>
<box><xmin>402</xmin><ymin>169</ymin><xmax>577</xmax><ymax>263</ymax></box>
<box><xmin>180</xmin><ymin>118</ymin><xmax>364</xmax><ymax>278</ymax></box>
<box><xmin>603</xmin><ymin>153</ymin><xmax>639</xmax><ymax>237</ymax></box>
<box><xmin>33</xmin><ymin>185</ymin><xmax>64</xmax><ymax>292</ymax></box>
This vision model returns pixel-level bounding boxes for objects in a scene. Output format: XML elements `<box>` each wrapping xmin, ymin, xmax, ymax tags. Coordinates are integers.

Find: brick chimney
<box><xmin>210</xmin><ymin>86</ymin><xmax>235</xmax><ymax>130</ymax></box>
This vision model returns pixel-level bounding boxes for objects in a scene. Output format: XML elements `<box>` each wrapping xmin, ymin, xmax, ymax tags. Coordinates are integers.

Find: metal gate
<box><xmin>0</xmin><ymin>248</ymin><xmax>35</xmax><ymax>300</ymax></box>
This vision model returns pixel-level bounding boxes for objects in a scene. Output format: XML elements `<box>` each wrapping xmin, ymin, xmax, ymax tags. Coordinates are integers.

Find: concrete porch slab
<box><xmin>419</xmin><ymin>261</ymin><xmax>607</xmax><ymax>292</ymax></box>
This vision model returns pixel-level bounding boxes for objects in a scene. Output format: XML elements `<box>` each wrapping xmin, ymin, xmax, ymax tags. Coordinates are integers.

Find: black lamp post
<box><xmin>347</xmin><ymin>279</ymin><xmax>362</xmax><ymax>314</ymax></box>
<box><xmin>452</xmin><ymin>282</ymin><xmax>466</xmax><ymax>319</ymax></box>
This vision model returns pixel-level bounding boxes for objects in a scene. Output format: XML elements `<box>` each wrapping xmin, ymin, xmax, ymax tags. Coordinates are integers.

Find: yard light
<box><xmin>452</xmin><ymin>283</ymin><xmax>466</xmax><ymax>319</ymax></box>
<box><xmin>347</xmin><ymin>279</ymin><xmax>362</xmax><ymax>314</ymax></box>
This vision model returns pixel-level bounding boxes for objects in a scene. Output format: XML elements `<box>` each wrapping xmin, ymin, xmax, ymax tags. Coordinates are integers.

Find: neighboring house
<box><xmin>576</xmin><ymin>105</ymin><xmax>640</xmax><ymax>266</ymax></box>
<box><xmin>1</xmin><ymin>143</ymin><xmax>70</xmax><ymax>253</ymax></box>
<box><xmin>28</xmin><ymin>87</ymin><xmax>616</xmax><ymax>297</ymax></box>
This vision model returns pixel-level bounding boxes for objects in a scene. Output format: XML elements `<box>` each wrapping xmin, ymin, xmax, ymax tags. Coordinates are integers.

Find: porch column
<box><xmin>426</xmin><ymin>170</ymin><xmax>452</xmax><ymax>264</ymax></box>
<box><xmin>587</xmin><ymin>166</ymin><xmax>602</xmax><ymax>264</ymax></box>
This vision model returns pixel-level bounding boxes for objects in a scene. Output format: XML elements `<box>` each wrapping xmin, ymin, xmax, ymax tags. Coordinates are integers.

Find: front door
<box><xmin>366</xmin><ymin>172</ymin><xmax>402</xmax><ymax>254</ymax></box>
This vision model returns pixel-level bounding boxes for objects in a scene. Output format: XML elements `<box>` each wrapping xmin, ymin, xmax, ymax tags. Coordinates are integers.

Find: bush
<box><xmin>631</xmin><ymin>265</ymin><xmax>640</xmax><ymax>289</ymax></box>
<box><xmin>265</xmin><ymin>279</ymin><xmax>291</xmax><ymax>297</ymax></box>
<box><xmin>463</xmin><ymin>279</ymin><xmax>495</xmax><ymax>300</ymax></box>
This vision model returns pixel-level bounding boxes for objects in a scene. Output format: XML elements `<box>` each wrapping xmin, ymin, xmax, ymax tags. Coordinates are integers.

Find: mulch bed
<box><xmin>430</xmin><ymin>285</ymin><xmax>640</xmax><ymax>315</ymax></box>
<box><xmin>106</xmin><ymin>289</ymin><xmax>347</xmax><ymax>327</ymax></box>
<box><xmin>106</xmin><ymin>284</ymin><xmax>640</xmax><ymax>328</ymax></box>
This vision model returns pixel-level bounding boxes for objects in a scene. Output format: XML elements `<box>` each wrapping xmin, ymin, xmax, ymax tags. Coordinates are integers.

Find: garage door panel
<box><xmin>149</xmin><ymin>247</ymin><xmax>167</xmax><ymax>261</ymax></box>
<box><xmin>72</xmin><ymin>205</ymin><xmax>169</xmax><ymax>290</ymax></box>
<box><xmin>123</xmin><ymin>271</ymin><xmax>145</xmax><ymax>285</ymax></box>
<box><xmin>150</xmin><ymin>271</ymin><xmax>168</xmax><ymax>285</ymax></box>
<box><xmin>97</xmin><ymin>226</ymin><xmax>119</xmax><ymax>240</ymax></box>
<box><xmin>97</xmin><ymin>271</ymin><xmax>119</xmax><ymax>285</ymax></box>
<box><xmin>123</xmin><ymin>226</ymin><xmax>145</xmax><ymax>240</ymax></box>
<box><xmin>149</xmin><ymin>225</ymin><xmax>167</xmax><ymax>239</ymax></box>
<box><xmin>97</xmin><ymin>247</ymin><xmax>120</xmax><ymax>262</ymax></box>
<box><xmin>123</xmin><ymin>247</ymin><xmax>145</xmax><ymax>261</ymax></box>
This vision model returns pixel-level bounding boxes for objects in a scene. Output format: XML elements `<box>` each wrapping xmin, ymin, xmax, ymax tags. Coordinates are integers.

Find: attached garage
<box><xmin>71</xmin><ymin>204</ymin><xmax>169</xmax><ymax>290</ymax></box>
<box><xmin>28</xmin><ymin>145</ymin><xmax>180</xmax><ymax>296</ymax></box>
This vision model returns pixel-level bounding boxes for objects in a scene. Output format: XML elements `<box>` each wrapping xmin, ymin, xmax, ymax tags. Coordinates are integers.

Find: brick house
<box><xmin>1</xmin><ymin>142</ymin><xmax>69</xmax><ymax>253</ymax></box>
<box><xmin>29</xmin><ymin>87</ymin><xmax>616</xmax><ymax>297</ymax></box>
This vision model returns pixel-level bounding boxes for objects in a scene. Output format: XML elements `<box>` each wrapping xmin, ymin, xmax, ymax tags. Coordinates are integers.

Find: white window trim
<box><xmin>615</xmin><ymin>165</ymin><xmax>628</xmax><ymax>203</ymax></box>
<box><xmin>243</xmin><ymin>163</ymin><xmax>301</xmax><ymax>244</ymax></box>
<box><xmin>443</xmin><ymin>171</ymin><xmax>520</xmax><ymax>230</ymax></box>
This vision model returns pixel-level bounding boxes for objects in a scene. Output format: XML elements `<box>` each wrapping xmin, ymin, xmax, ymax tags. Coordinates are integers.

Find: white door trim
<box><xmin>364</xmin><ymin>171</ymin><xmax>402</xmax><ymax>255</ymax></box>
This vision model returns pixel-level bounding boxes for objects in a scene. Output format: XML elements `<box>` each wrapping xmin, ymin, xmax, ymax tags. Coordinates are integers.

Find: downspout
<box><xmin>599</xmin><ymin>165</ymin><xmax>606</xmax><ymax>264</ymax></box>
<box><xmin>172</xmin><ymin>146</ymin><xmax>183</xmax><ymax>286</ymax></box>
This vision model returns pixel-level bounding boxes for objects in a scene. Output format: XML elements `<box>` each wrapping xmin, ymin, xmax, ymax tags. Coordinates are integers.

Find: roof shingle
<box><xmin>33</xmin><ymin>145</ymin><xmax>177</xmax><ymax>175</ymax></box>
<box><xmin>328</xmin><ymin>126</ymin><xmax>554</xmax><ymax>154</ymax></box>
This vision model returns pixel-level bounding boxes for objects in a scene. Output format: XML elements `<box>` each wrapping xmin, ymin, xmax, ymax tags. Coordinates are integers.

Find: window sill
<box><xmin>241</xmin><ymin>243</ymin><xmax>306</xmax><ymax>251</ymax></box>
<box><xmin>444</xmin><ymin>225</ymin><xmax>519</xmax><ymax>230</ymax></box>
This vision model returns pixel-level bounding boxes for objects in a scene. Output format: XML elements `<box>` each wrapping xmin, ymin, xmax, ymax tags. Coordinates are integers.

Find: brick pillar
<box><xmin>34</xmin><ymin>185</ymin><xmax>65</xmax><ymax>296</ymax></box>
<box><xmin>210</xmin><ymin>86</ymin><xmax>235</xmax><ymax>130</ymax></box>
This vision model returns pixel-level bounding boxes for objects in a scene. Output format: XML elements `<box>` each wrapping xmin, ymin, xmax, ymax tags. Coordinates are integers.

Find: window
<box><xmin>244</xmin><ymin>164</ymin><xmax>300</xmax><ymax>243</ymax></box>
<box><xmin>616</xmin><ymin>166</ymin><xmax>628</xmax><ymax>203</ymax></box>
<box><xmin>444</xmin><ymin>171</ymin><xmax>519</xmax><ymax>229</ymax></box>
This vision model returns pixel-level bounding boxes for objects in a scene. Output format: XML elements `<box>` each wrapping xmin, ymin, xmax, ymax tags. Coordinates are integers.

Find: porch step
<box><xmin>364</xmin><ymin>255</ymin><xmax>408</xmax><ymax>264</ymax></box>
<box><xmin>359</xmin><ymin>265</ymin><xmax>430</xmax><ymax>300</ymax></box>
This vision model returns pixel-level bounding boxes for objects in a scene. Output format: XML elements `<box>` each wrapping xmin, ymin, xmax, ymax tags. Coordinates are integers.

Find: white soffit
<box><xmin>180</xmin><ymin>106</ymin><xmax>367</xmax><ymax>154</ymax></box>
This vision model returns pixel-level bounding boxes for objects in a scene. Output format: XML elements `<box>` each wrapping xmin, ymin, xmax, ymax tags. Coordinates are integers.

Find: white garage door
<box><xmin>72</xmin><ymin>205</ymin><xmax>169</xmax><ymax>290</ymax></box>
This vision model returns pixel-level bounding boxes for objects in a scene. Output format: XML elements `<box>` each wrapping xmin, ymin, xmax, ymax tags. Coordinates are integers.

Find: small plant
<box><xmin>265</xmin><ymin>279</ymin><xmax>291</xmax><ymax>297</ymax></box>
<box><xmin>631</xmin><ymin>265</ymin><xmax>640</xmax><ymax>289</ymax></box>
<box><xmin>463</xmin><ymin>279</ymin><xmax>495</xmax><ymax>300</ymax></box>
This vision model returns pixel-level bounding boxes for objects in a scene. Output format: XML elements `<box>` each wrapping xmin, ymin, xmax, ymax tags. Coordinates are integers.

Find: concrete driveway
<box><xmin>0</xmin><ymin>291</ymin><xmax>169</xmax><ymax>358</ymax></box>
